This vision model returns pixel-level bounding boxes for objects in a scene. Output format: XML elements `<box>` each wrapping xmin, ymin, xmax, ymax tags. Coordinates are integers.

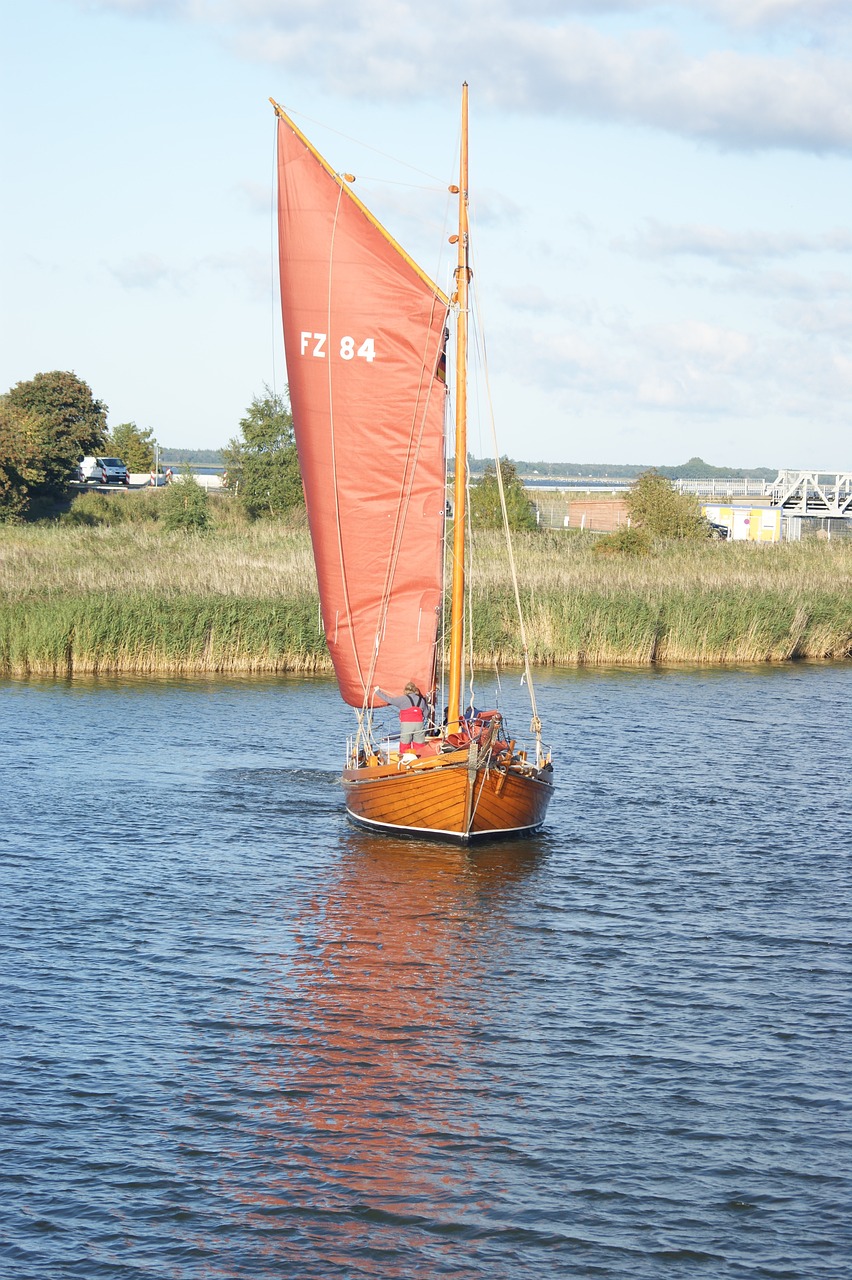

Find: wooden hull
<box><xmin>341</xmin><ymin>750</ymin><xmax>553</xmax><ymax>843</ymax></box>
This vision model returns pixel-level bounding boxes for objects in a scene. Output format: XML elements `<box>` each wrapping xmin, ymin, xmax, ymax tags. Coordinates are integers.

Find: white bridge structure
<box><xmin>767</xmin><ymin>471</ymin><xmax>852</xmax><ymax>519</ymax></box>
<box><xmin>674</xmin><ymin>477</ymin><xmax>767</xmax><ymax>498</ymax></box>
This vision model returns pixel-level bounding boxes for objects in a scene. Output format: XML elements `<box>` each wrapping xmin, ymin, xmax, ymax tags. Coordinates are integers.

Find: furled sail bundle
<box><xmin>274</xmin><ymin>113</ymin><xmax>450</xmax><ymax>708</ymax></box>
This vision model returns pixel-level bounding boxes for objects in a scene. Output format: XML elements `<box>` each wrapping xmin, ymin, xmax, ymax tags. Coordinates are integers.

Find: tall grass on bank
<box><xmin>470</xmin><ymin>584</ymin><xmax>852</xmax><ymax>665</ymax></box>
<box><xmin>1</xmin><ymin>522</ymin><xmax>851</xmax><ymax>675</ymax></box>
<box><xmin>0</xmin><ymin>594</ymin><xmax>325</xmax><ymax>676</ymax></box>
<box><xmin>466</xmin><ymin>531</ymin><xmax>852</xmax><ymax>664</ymax></box>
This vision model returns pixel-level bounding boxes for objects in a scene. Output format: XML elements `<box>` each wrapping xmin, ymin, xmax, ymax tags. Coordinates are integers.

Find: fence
<box><xmin>674</xmin><ymin>478</ymin><xmax>768</xmax><ymax>497</ymax></box>
<box><xmin>531</xmin><ymin>496</ymin><xmax>629</xmax><ymax>532</ymax></box>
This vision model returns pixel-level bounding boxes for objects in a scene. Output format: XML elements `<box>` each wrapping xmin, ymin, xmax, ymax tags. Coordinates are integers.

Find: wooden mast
<box><xmin>446</xmin><ymin>83</ymin><xmax>470</xmax><ymax>736</ymax></box>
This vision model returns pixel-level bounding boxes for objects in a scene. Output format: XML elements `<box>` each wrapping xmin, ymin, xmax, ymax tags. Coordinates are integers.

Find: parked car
<box><xmin>78</xmin><ymin>457</ymin><xmax>130</xmax><ymax>485</ymax></box>
<box><xmin>707</xmin><ymin>520</ymin><xmax>731</xmax><ymax>540</ymax></box>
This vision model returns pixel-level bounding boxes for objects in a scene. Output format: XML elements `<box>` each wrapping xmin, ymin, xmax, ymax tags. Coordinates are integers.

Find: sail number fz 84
<box><xmin>300</xmin><ymin>332</ymin><xmax>376</xmax><ymax>362</ymax></box>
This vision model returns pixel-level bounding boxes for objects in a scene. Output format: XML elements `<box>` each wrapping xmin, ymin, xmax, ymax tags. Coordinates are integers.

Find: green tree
<box><xmin>107</xmin><ymin>421</ymin><xmax>156</xmax><ymax>472</ymax></box>
<box><xmin>0</xmin><ymin>401</ymin><xmax>51</xmax><ymax>521</ymax></box>
<box><xmin>626</xmin><ymin>469</ymin><xmax>707</xmax><ymax>539</ymax></box>
<box><xmin>160</xmin><ymin>473</ymin><xmax>210</xmax><ymax>532</ymax></box>
<box><xmin>223</xmin><ymin>386</ymin><xmax>303</xmax><ymax>518</ymax></box>
<box><xmin>469</xmin><ymin>457</ymin><xmax>536</xmax><ymax>531</ymax></box>
<box><xmin>4</xmin><ymin>371</ymin><xmax>108</xmax><ymax>500</ymax></box>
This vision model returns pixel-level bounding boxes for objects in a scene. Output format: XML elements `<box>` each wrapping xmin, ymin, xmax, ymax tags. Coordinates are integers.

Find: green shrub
<box><xmin>61</xmin><ymin>490</ymin><xmax>127</xmax><ymax>526</ymax></box>
<box><xmin>60</xmin><ymin>489</ymin><xmax>161</xmax><ymax>526</ymax></box>
<box><xmin>469</xmin><ymin>457</ymin><xmax>536</xmax><ymax>531</ymax></box>
<box><xmin>626</xmin><ymin>470</ymin><xmax>706</xmax><ymax>539</ymax></box>
<box><xmin>592</xmin><ymin>525</ymin><xmax>652</xmax><ymax>556</ymax></box>
<box><xmin>160</xmin><ymin>474</ymin><xmax>210</xmax><ymax>532</ymax></box>
<box><xmin>223</xmin><ymin>387</ymin><xmax>304</xmax><ymax>519</ymax></box>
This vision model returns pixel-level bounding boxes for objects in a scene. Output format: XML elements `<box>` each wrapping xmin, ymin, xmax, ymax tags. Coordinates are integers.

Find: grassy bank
<box><xmin>467</xmin><ymin>530</ymin><xmax>852</xmax><ymax>665</ymax></box>
<box><xmin>1</xmin><ymin>519</ymin><xmax>851</xmax><ymax>675</ymax></box>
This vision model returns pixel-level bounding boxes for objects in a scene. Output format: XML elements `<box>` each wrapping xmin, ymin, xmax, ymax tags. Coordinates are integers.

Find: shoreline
<box><xmin>2</xmin><ymin>591</ymin><xmax>849</xmax><ymax>677</ymax></box>
<box><xmin>3</xmin><ymin>524</ymin><xmax>851</xmax><ymax>676</ymax></box>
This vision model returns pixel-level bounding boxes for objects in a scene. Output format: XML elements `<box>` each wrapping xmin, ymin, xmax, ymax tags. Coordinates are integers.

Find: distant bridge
<box><xmin>673</xmin><ymin>477</ymin><xmax>768</xmax><ymax>498</ymax></box>
<box><xmin>523</xmin><ymin>471</ymin><xmax>852</xmax><ymax>521</ymax></box>
<box><xmin>665</xmin><ymin>471</ymin><xmax>852</xmax><ymax>520</ymax></box>
<box><xmin>767</xmin><ymin>471</ymin><xmax>852</xmax><ymax>518</ymax></box>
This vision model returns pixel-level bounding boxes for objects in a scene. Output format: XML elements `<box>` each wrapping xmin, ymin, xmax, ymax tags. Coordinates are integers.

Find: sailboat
<box><xmin>270</xmin><ymin>86</ymin><xmax>554</xmax><ymax>842</ymax></box>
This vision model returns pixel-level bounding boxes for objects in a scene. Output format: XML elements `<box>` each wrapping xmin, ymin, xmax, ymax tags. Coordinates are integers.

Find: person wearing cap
<box><xmin>373</xmin><ymin>681</ymin><xmax>431</xmax><ymax>752</ymax></box>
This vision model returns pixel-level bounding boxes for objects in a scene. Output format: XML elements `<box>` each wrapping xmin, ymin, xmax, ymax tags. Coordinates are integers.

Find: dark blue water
<box><xmin>1</xmin><ymin>667</ymin><xmax>849</xmax><ymax>1279</ymax></box>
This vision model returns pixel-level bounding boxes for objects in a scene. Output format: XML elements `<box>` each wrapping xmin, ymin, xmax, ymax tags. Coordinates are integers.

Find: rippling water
<box><xmin>1</xmin><ymin>666</ymin><xmax>849</xmax><ymax>1278</ymax></box>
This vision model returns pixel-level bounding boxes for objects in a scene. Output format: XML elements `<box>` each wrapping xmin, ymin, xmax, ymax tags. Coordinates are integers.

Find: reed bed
<box><xmin>466</xmin><ymin>531</ymin><xmax>852</xmax><ymax>665</ymax></box>
<box><xmin>1</xmin><ymin>522</ymin><xmax>851</xmax><ymax>675</ymax></box>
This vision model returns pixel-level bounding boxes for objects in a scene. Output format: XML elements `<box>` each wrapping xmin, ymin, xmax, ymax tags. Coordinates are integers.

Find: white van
<box><xmin>79</xmin><ymin>457</ymin><xmax>130</xmax><ymax>485</ymax></box>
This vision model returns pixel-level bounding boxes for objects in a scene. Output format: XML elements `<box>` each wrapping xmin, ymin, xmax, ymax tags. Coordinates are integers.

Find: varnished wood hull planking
<box><xmin>341</xmin><ymin>756</ymin><xmax>553</xmax><ymax>843</ymax></box>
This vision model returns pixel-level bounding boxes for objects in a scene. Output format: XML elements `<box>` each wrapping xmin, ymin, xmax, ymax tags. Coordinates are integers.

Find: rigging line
<box><xmin>438</xmin><ymin>399</ymin><xmax>452</xmax><ymax>728</ymax></box>
<box><xmin>342</xmin><ymin>176</ymin><xmax>450</xmax><ymax>192</ymax></box>
<box><xmin>277</xmin><ymin>104</ymin><xmax>451</xmax><ymax>186</ymax></box>
<box><xmin>445</xmin><ymin>330</ymin><xmax>475</xmax><ymax>714</ymax></box>
<box><xmin>470</xmin><ymin>759</ymin><xmax>492</xmax><ymax>823</ymax></box>
<box><xmin>429</xmin><ymin>184</ymin><xmax>458</xmax><ymax>336</ymax></box>
<box><xmin>354</xmin><ymin>707</ymin><xmax>373</xmax><ymax>757</ymax></box>
<box><xmin>356</xmin><ymin>302</ymin><xmax>447</xmax><ymax>728</ymax></box>
<box><xmin>361</xmin><ymin>412</ymin><xmax>441</xmax><ymax>710</ymax></box>
<box><xmin>350</xmin><ymin>132</ymin><xmax>457</xmax><ymax>716</ymax></box>
<box><xmin>350</xmin><ymin>161</ymin><xmax>455</xmax><ymax>716</ymax></box>
<box><xmin>468</xmin><ymin>240</ymin><xmax>543</xmax><ymax>757</ymax></box>
<box><xmin>423</xmin><ymin>164</ymin><xmax>459</xmax><ymax>723</ymax></box>
<box><xmin>326</xmin><ymin>184</ymin><xmax>365</xmax><ymax>691</ymax></box>
<box><xmin>434</xmin><ymin>392</ymin><xmax>453</xmax><ymax>728</ymax></box>
<box><xmin>269</xmin><ymin>121</ymin><xmax>279</xmax><ymax>396</ymax></box>
<box><xmin>356</xmin><ymin>165</ymin><xmax>455</xmax><ymax>710</ymax></box>
<box><xmin>464</xmin><ymin>449</ymin><xmax>477</xmax><ymax>711</ymax></box>
<box><xmin>360</xmin><ymin>292</ymin><xmax>449</xmax><ymax>707</ymax></box>
<box><xmin>419</xmin><ymin>124</ymin><xmax>462</xmax><ymax>324</ymax></box>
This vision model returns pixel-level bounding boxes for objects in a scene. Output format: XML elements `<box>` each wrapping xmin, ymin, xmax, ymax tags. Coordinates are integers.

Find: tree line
<box><xmin>0</xmin><ymin>371</ymin><xmax>160</xmax><ymax>520</ymax></box>
<box><xmin>0</xmin><ymin>371</ymin><xmax>529</xmax><ymax>529</ymax></box>
<box><xmin>472</xmin><ymin>454</ymin><xmax>777</xmax><ymax>480</ymax></box>
<box><xmin>0</xmin><ymin>372</ymin><xmax>301</xmax><ymax>523</ymax></box>
<box><xmin>1</xmin><ymin>371</ymin><xmax>107</xmax><ymax>520</ymax></box>
<box><xmin>1</xmin><ymin>370</ymin><xmax>716</xmax><ymax>543</ymax></box>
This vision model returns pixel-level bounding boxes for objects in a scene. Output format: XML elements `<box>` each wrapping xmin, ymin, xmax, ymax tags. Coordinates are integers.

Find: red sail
<box><xmin>275</xmin><ymin>112</ymin><xmax>449</xmax><ymax>709</ymax></box>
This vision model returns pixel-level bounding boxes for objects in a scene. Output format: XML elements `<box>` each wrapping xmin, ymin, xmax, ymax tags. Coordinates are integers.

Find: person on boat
<box><xmin>443</xmin><ymin>704</ymin><xmax>480</xmax><ymax>726</ymax></box>
<box><xmin>374</xmin><ymin>681</ymin><xmax>431</xmax><ymax>752</ymax></box>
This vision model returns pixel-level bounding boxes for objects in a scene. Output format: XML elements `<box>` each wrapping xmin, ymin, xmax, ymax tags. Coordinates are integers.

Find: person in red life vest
<box><xmin>374</xmin><ymin>681</ymin><xmax>431</xmax><ymax>753</ymax></box>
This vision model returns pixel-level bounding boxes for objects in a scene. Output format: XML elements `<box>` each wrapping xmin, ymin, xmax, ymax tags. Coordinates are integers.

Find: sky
<box><xmin>3</xmin><ymin>0</ymin><xmax>852</xmax><ymax>469</ymax></box>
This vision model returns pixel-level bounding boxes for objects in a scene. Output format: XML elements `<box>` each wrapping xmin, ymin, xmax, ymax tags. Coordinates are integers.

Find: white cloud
<box><xmin>658</xmin><ymin>318</ymin><xmax>754</xmax><ymax>368</ymax></box>
<box><xmin>109</xmin><ymin>249</ymin><xmax>268</xmax><ymax>297</ymax></box>
<box><xmin>75</xmin><ymin>0</ymin><xmax>852</xmax><ymax>153</ymax></box>
<box><xmin>512</xmin><ymin>303</ymin><xmax>852</xmax><ymax>426</ymax></box>
<box><xmin>110</xmin><ymin>253</ymin><xmax>174</xmax><ymax>288</ymax></box>
<box><xmin>41</xmin><ymin>0</ymin><xmax>852</xmax><ymax>461</ymax></box>
<box><xmin>90</xmin><ymin>0</ymin><xmax>852</xmax><ymax>33</ymax></box>
<box><xmin>775</xmin><ymin>295</ymin><xmax>852</xmax><ymax>336</ymax></box>
<box><xmin>236</xmin><ymin>180</ymin><xmax>273</xmax><ymax>214</ymax></box>
<box><xmin>727</xmin><ymin>266</ymin><xmax>852</xmax><ymax>308</ymax></box>
<box><xmin>488</xmin><ymin>34</ymin><xmax>852</xmax><ymax>153</ymax></box>
<box><xmin>622</xmin><ymin>220</ymin><xmax>852</xmax><ymax>265</ymax></box>
<box><xmin>703</xmin><ymin>0</ymin><xmax>851</xmax><ymax>31</ymax></box>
